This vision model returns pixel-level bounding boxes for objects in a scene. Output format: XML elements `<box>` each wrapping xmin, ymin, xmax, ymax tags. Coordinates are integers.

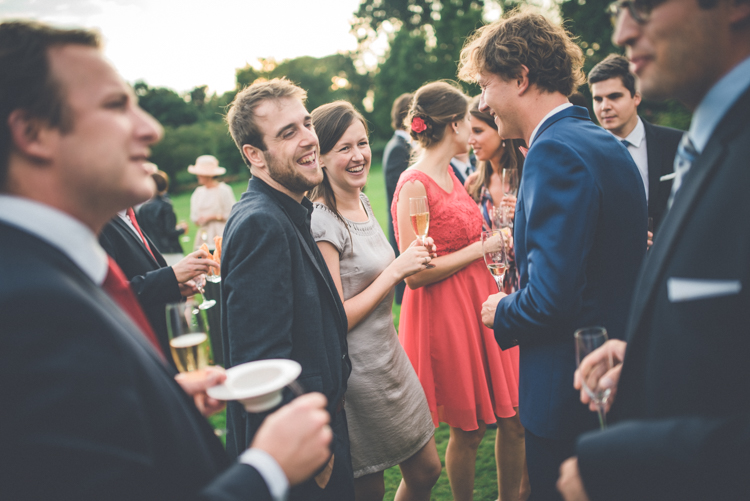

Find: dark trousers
<box><xmin>525</xmin><ymin>428</ymin><xmax>576</xmax><ymax>501</ymax></box>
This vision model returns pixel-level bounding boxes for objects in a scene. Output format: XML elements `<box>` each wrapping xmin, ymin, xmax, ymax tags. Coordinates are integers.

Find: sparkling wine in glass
<box><xmin>574</xmin><ymin>326</ymin><xmax>612</xmax><ymax>430</ymax></box>
<box><xmin>409</xmin><ymin>196</ymin><xmax>430</xmax><ymax>245</ymax></box>
<box><xmin>166</xmin><ymin>302</ymin><xmax>212</xmax><ymax>373</ymax></box>
<box><xmin>482</xmin><ymin>230</ymin><xmax>508</xmax><ymax>291</ymax></box>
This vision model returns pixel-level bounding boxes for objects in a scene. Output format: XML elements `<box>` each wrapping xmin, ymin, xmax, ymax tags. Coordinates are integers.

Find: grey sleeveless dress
<box><xmin>311</xmin><ymin>193</ymin><xmax>434</xmax><ymax>478</ymax></box>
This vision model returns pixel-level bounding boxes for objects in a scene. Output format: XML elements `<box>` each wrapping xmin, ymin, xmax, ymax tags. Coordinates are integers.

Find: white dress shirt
<box><xmin>617</xmin><ymin>117</ymin><xmax>649</xmax><ymax>202</ymax></box>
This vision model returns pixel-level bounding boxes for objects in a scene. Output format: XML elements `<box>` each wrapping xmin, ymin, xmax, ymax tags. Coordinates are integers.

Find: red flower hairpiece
<box><xmin>411</xmin><ymin>116</ymin><xmax>427</xmax><ymax>133</ymax></box>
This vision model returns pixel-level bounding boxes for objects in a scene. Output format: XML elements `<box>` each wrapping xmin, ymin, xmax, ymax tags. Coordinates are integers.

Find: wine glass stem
<box><xmin>494</xmin><ymin>275</ymin><xmax>504</xmax><ymax>292</ymax></box>
<box><xmin>597</xmin><ymin>405</ymin><xmax>607</xmax><ymax>430</ymax></box>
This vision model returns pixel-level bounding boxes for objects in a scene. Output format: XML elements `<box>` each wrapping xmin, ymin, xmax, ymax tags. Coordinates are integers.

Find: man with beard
<box><xmin>222</xmin><ymin>79</ymin><xmax>354</xmax><ymax>500</ymax></box>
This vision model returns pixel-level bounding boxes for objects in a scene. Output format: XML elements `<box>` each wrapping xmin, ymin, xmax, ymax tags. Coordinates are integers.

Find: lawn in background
<box><xmin>170</xmin><ymin>162</ymin><xmax>500</xmax><ymax>500</ymax></box>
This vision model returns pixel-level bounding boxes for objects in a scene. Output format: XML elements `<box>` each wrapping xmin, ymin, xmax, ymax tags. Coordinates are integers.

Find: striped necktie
<box><xmin>667</xmin><ymin>133</ymin><xmax>699</xmax><ymax>209</ymax></box>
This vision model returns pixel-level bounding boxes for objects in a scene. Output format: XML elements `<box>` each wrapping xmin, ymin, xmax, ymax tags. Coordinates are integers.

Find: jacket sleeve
<box><xmin>577</xmin><ymin>415</ymin><xmax>750</xmax><ymax>500</ymax></box>
<box><xmin>493</xmin><ymin>138</ymin><xmax>599</xmax><ymax>347</ymax></box>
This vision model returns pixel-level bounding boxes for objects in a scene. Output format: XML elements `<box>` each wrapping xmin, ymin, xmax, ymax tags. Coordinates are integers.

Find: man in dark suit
<box><xmin>383</xmin><ymin>92</ymin><xmax>413</xmax><ymax>304</ymax></box>
<box><xmin>223</xmin><ymin>78</ymin><xmax>354</xmax><ymax>500</ymax></box>
<box><xmin>588</xmin><ymin>54</ymin><xmax>683</xmax><ymax>234</ymax></box>
<box><xmin>459</xmin><ymin>11</ymin><xmax>647</xmax><ymax>500</ymax></box>
<box><xmin>100</xmin><ymin>208</ymin><xmax>216</xmax><ymax>363</ymax></box>
<box><xmin>556</xmin><ymin>1</ymin><xmax>750</xmax><ymax>500</ymax></box>
<box><xmin>0</xmin><ymin>20</ymin><xmax>336</xmax><ymax>500</ymax></box>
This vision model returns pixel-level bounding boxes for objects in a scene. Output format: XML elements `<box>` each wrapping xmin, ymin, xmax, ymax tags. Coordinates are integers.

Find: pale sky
<box><xmin>0</xmin><ymin>0</ymin><xmax>366</xmax><ymax>94</ymax></box>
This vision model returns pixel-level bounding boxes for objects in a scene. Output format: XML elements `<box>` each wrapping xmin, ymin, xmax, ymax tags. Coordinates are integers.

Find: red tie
<box><xmin>102</xmin><ymin>256</ymin><xmax>166</xmax><ymax>361</ymax></box>
<box><xmin>127</xmin><ymin>207</ymin><xmax>156</xmax><ymax>261</ymax></box>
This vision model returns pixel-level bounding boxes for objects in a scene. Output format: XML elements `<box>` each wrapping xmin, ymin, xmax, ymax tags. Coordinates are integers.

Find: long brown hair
<box><xmin>308</xmin><ymin>101</ymin><xmax>368</xmax><ymax>232</ymax></box>
<box><xmin>466</xmin><ymin>95</ymin><xmax>525</xmax><ymax>203</ymax></box>
<box><xmin>406</xmin><ymin>81</ymin><xmax>468</xmax><ymax>149</ymax></box>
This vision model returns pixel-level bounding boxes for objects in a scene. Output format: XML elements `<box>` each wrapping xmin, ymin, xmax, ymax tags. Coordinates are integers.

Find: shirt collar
<box><xmin>620</xmin><ymin>116</ymin><xmax>645</xmax><ymax>148</ymax></box>
<box><xmin>529</xmin><ymin>102</ymin><xmax>573</xmax><ymax>146</ymax></box>
<box><xmin>690</xmin><ymin>55</ymin><xmax>750</xmax><ymax>154</ymax></box>
<box><xmin>0</xmin><ymin>195</ymin><xmax>108</xmax><ymax>284</ymax></box>
<box><xmin>251</xmin><ymin>177</ymin><xmax>313</xmax><ymax>228</ymax></box>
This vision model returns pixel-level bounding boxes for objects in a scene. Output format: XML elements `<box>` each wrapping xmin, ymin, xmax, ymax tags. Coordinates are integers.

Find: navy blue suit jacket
<box><xmin>493</xmin><ymin>105</ymin><xmax>647</xmax><ymax>440</ymax></box>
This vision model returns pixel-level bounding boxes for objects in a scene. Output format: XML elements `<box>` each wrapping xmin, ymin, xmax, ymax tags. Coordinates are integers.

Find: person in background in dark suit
<box><xmin>223</xmin><ymin>78</ymin><xmax>354</xmax><ymax>500</ymax></box>
<box><xmin>100</xmin><ymin>205</ymin><xmax>217</xmax><ymax>365</ymax></box>
<box><xmin>383</xmin><ymin>93</ymin><xmax>413</xmax><ymax>305</ymax></box>
<box><xmin>588</xmin><ymin>54</ymin><xmax>683</xmax><ymax>237</ymax></box>
<box><xmin>0</xmin><ymin>19</ymin><xmax>336</xmax><ymax>500</ymax></box>
<box><xmin>557</xmin><ymin>1</ymin><xmax>750</xmax><ymax>500</ymax></box>
<box><xmin>138</xmin><ymin>168</ymin><xmax>188</xmax><ymax>266</ymax></box>
<box><xmin>459</xmin><ymin>9</ymin><xmax>647</xmax><ymax>500</ymax></box>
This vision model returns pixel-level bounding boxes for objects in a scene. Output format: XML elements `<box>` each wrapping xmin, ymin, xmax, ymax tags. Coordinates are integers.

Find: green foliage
<box><xmin>135</xmin><ymin>81</ymin><xmax>200</xmax><ymax>127</ymax></box>
<box><xmin>235</xmin><ymin>54</ymin><xmax>372</xmax><ymax>116</ymax></box>
<box><xmin>356</xmin><ymin>0</ymin><xmax>486</xmax><ymax>140</ymax></box>
<box><xmin>149</xmin><ymin>121</ymin><xmax>247</xmax><ymax>188</ymax></box>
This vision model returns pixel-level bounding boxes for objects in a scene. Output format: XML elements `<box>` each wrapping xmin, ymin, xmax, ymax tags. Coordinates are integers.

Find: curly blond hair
<box><xmin>458</xmin><ymin>9</ymin><xmax>584</xmax><ymax>97</ymax></box>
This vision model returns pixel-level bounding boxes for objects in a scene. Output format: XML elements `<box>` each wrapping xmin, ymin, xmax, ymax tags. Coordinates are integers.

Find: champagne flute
<box><xmin>409</xmin><ymin>196</ymin><xmax>430</xmax><ymax>245</ymax></box>
<box><xmin>574</xmin><ymin>326</ymin><xmax>612</xmax><ymax>430</ymax></box>
<box><xmin>194</xmin><ymin>274</ymin><xmax>216</xmax><ymax>310</ymax></box>
<box><xmin>502</xmin><ymin>168</ymin><xmax>519</xmax><ymax>197</ymax></box>
<box><xmin>481</xmin><ymin>230</ymin><xmax>508</xmax><ymax>291</ymax></box>
<box><xmin>165</xmin><ymin>302</ymin><xmax>212</xmax><ymax>373</ymax></box>
<box><xmin>409</xmin><ymin>196</ymin><xmax>435</xmax><ymax>269</ymax></box>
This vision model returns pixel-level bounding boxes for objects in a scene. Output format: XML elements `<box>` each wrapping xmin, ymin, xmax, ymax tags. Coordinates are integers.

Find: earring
<box><xmin>455</xmin><ymin>129</ymin><xmax>459</xmax><ymax>135</ymax></box>
<box><xmin>502</xmin><ymin>141</ymin><xmax>506</xmax><ymax>147</ymax></box>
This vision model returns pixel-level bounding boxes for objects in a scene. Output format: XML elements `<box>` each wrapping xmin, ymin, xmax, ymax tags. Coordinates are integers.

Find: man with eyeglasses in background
<box><xmin>557</xmin><ymin>0</ymin><xmax>750</xmax><ymax>499</ymax></box>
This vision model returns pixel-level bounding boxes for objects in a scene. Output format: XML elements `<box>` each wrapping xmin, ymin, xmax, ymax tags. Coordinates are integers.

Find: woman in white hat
<box><xmin>188</xmin><ymin>155</ymin><xmax>236</xmax><ymax>251</ymax></box>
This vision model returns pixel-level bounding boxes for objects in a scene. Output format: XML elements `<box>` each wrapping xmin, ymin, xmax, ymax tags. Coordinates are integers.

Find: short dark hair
<box><xmin>0</xmin><ymin>20</ymin><xmax>100</xmax><ymax>190</ymax></box>
<box><xmin>152</xmin><ymin>170</ymin><xmax>169</xmax><ymax>193</ymax></box>
<box><xmin>588</xmin><ymin>54</ymin><xmax>636</xmax><ymax>97</ymax></box>
<box><xmin>225</xmin><ymin>78</ymin><xmax>307</xmax><ymax>167</ymax></box>
<box><xmin>391</xmin><ymin>93</ymin><xmax>413</xmax><ymax>131</ymax></box>
<box><xmin>459</xmin><ymin>9</ymin><xmax>585</xmax><ymax>97</ymax></box>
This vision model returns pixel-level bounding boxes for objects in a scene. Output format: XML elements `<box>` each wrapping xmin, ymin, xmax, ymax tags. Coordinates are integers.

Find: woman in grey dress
<box><xmin>309</xmin><ymin>101</ymin><xmax>442</xmax><ymax>501</ymax></box>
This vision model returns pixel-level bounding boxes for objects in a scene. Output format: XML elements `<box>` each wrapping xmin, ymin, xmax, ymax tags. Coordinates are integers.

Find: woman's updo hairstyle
<box><xmin>406</xmin><ymin>81</ymin><xmax>469</xmax><ymax>149</ymax></box>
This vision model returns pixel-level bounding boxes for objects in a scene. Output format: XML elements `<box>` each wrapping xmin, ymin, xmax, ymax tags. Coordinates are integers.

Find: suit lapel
<box><xmin>627</xmin><ymin>86</ymin><xmax>750</xmax><ymax>339</ymax></box>
<box><xmin>643</xmin><ymin>121</ymin><xmax>661</xmax><ymax>216</ymax></box>
<box><xmin>268</xmin><ymin>194</ymin><xmax>348</xmax><ymax>333</ymax></box>
<box><xmin>113</xmin><ymin>216</ymin><xmax>160</xmax><ymax>267</ymax></box>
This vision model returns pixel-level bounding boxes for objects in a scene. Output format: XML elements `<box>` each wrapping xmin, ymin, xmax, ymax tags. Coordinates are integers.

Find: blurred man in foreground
<box><xmin>558</xmin><ymin>0</ymin><xmax>750</xmax><ymax>499</ymax></box>
<box><xmin>0</xmin><ymin>20</ymin><xmax>332</xmax><ymax>500</ymax></box>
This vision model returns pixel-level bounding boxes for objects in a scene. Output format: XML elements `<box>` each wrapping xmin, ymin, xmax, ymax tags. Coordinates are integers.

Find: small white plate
<box><xmin>207</xmin><ymin>359</ymin><xmax>302</xmax><ymax>412</ymax></box>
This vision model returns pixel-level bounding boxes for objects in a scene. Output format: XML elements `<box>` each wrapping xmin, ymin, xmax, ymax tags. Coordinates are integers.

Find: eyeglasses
<box><xmin>608</xmin><ymin>0</ymin><xmax>667</xmax><ymax>25</ymax></box>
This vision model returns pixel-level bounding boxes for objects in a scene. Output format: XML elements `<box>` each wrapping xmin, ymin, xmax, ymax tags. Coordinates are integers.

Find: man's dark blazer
<box><xmin>642</xmin><ymin>119</ymin><xmax>682</xmax><ymax>231</ymax></box>
<box><xmin>221</xmin><ymin>177</ymin><xmax>353</xmax><ymax>499</ymax></box>
<box><xmin>383</xmin><ymin>132</ymin><xmax>411</xmax><ymax>304</ymax></box>
<box><xmin>0</xmin><ymin>221</ymin><xmax>272</xmax><ymax>500</ymax></box>
<box><xmin>576</xmin><ymin>87</ymin><xmax>750</xmax><ymax>500</ymax></box>
<box><xmin>493</xmin><ymin>105</ymin><xmax>647</xmax><ymax>440</ymax></box>
<box><xmin>138</xmin><ymin>194</ymin><xmax>185</xmax><ymax>254</ymax></box>
<box><xmin>100</xmin><ymin>215</ymin><xmax>182</xmax><ymax>362</ymax></box>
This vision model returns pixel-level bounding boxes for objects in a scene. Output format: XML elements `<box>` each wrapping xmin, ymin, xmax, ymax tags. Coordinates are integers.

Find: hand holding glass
<box><xmin>166</xmin><ymin>302</ymin><xmax>212</xmax><ymax>373</ymax></box>
<box><xmin>574</xmin><ymin>326</ymin><xmax>612</xmax><ymax>430</ymax></box>
<box><xmin>482</xmin><ymin>230</ymin><xmax>508</xmax><ymax>291</ymax></box>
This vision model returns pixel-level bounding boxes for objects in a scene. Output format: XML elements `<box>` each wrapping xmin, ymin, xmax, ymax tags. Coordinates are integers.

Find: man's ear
<box><xmin>242</xmin><ymin>144</ymin><xmax>266</xmax><ymax>169</ymax></box>
<box><xmin>634</xmin><ymin>91</ymin><xmax>642</xmax><ymax>107</ymax></box>
<box><xmin>516</xmin><ymin>65</ymin><xmax>530</xmax><ymax>96</ymax></box>
<box><xmin>7</xmin><ymin>109</ymin><xmax>57</xmax><ymax>163</ymax></box>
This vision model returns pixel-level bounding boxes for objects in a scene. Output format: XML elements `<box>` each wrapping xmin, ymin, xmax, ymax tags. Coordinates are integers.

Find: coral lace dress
<box><xmin>392</xmin><ymin>167</ymin><xmax>520</xmax><ymax>430</ymax></box>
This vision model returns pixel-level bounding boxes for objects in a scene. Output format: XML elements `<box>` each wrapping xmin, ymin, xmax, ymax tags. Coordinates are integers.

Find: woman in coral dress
<box><xmin>392</xmin><ymin>82</ymin><xmax>520</xmax><ymax>501</ymax></box>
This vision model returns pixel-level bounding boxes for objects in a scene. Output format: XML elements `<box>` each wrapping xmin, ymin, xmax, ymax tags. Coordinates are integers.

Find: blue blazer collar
<box><xmin>534</xmin><ymin>105</ymin><xmax>591</xmax><ymax>142</ymax></box>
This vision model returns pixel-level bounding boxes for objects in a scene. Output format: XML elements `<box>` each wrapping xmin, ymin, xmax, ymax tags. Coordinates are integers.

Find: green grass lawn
<box><xmin>170</xmin><ymin>163</ymin><xmax>500</xmax><ymax>500</ymax></box>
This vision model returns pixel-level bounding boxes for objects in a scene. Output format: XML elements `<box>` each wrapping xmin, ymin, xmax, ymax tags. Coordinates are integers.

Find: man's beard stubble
<box><xmin>263</xmin><ymin>149</ymin><xmax>322</xmax><ymax>195</ymax></box>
